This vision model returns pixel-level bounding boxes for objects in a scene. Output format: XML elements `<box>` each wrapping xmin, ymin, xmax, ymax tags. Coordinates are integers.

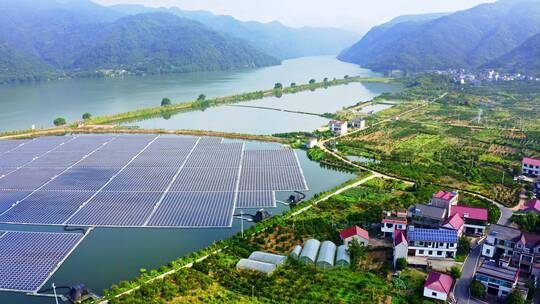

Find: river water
<box><xmin>0</xmin><ymin>56</ymin><xmax>399</xmax><ymax>303</ymax></box>
<box><xmin>0</xmin><ymin>56</ymin><xmax>383</xmax><ymax>132</ymax></box>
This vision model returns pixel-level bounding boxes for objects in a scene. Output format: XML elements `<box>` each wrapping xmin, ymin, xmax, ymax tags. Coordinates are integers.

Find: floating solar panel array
<box><xmin>0</xmin><ymin>135</ymin><xmax>308</xmax><ymax>228</ymax></box>
<box><xmin>0</xmin><ymin>230</ymin><xmax>86</xmax><ymax>292</ymax></box>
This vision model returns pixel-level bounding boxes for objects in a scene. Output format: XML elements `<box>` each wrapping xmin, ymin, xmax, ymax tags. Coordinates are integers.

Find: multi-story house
<box><xmin>429</xmin><ymin>190</ymin><xmax>459</xmax><ymax>212</ymax></box>
<box><xmin>475</xmin><ymin>260</ymin><xmax>519</xmax><ymax>298</ymax></box>
<box><xmin>450</xmin><ymin>206</ymin><xmax>489</xmax><ymax>235</ymax></box>
<box><xmin>407</xmin><ymin>227</ymin><xmax>458</xmax><ymax>258</ymax></box>
<box><xmin>328</xmin><ymin>120</ymin><xmax>348</xmax><ymax>136</ymax></box>
<box><xmin>522</xmin><ymin>157</ymin><xmax>540</xmax><ymax>177</ymax></box>
<box><xmin>408</xmin><ymin>204</ymin><xmax>447</xmax><ymax>229</ymax></box>
<box><xmin>381</xmin><ymin>210</ymin><xmax>408</xmax><ymax>238</ymax></box>
<box><xmin>482</xmin><ymin>224</ymin><xmax>540</xmax><ymax>275</ymax></box>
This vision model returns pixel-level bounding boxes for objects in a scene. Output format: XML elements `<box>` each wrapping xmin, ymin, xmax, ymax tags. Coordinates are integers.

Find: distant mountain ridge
<box><xmin>0</xmin><ymin>0</ymin><xmax>279</xmax><ymax>83</ymax></box>
<box><xmin>338</xmin><ymin>0</ymin><xmax>540</xmax><ymax>72</ymax></box>
<box><xmin>110</xmin><ymin>4</ymin><xmax>361</xmax><ymax>60</ymax></box>
<box><xmin>487</xmin><ymin>33</ymin><xmax>540</xmax><ymax>75</ymax></box>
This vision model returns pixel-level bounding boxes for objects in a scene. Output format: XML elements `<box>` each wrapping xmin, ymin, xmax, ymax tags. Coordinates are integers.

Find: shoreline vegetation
<box><xmin>0</xmin><ymin>76</ymin><xmax>392</xmax><ymax>139</ymax></box>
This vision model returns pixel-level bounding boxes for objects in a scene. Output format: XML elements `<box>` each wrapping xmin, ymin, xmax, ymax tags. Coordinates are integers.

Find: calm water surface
<box><xmin>0</xmin><ymin>56</ymin><xmax>380</xmax><ymax>132</ymax></box>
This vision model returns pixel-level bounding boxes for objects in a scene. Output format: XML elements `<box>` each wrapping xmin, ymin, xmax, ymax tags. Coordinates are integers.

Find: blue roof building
<box><xmin>407</xmin><ymin>227</ymin><xmax>458</xmax><ymax>259</ymax></box>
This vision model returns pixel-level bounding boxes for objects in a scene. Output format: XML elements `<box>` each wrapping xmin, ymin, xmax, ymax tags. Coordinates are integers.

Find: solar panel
<box><xmin>0</xmin><ymin>191</ymin><xmax>94</xmax><ymax>224</ymax></box>
<box><xmin>0</xmin><ymin>167</ymin><xmax>16</xmax><ymax>178</ymax></box>
<box><xmin>408</xmin><ymin>228</ymin><xmax>458</xmax><ymax>243</ymax></box>
<box><xmin>0</xmin><ymin>191</ymin><xmax>31</xmax><ymax>214</ymax></box>
<box><xmin>239</xmin><ymin>166</ymin><xmax>308</xmax><ymax>191</ymax></box>
<box><xmin>55</xmin><ymin>136</ymin><xmax>114</xmax><ymax>153</ymax></box>
<box><xmin>184</xmin><ymin>150</ymin><xmax>243</xmax><ymax>168</ymax></box>
<box><xmin>242</xmin><ymin>150</ymin><xmax>299</xmax><ymax>167</ymax></box>
<box><xmin>66</xmin><ymin>191</ymin><xmax>162</xmax><ymax>226</ymax></box>
<box><xmin>0</xmin><ymin>231</ymin><xmax>85</xmax><ymax>292</ymax></box>
<box><xmin>170</xmin><ymin>167</ymin><xmax>239</xmax><ymax>192</ymax></box>
<box><xmin>236</xmin><ymin>191</ymin><xmax>276</xmax><ymax>208</ymax></box>
<box><xmin>0</xmin><ymin>167</ymin><xmax>65</xmax><ymax>190</ymax></box>
<box><xmin>0</xmin><ymin>140</ymin><xmax>28</xmax><ymax>153</ymax></box>
<box><xmin>42</xmin><ymin>167</ymin><xmax>118</xmax><ymax>191</ymax></box>
<box><xmin>146</xmin><ymin>191</ymin><xmax>234</xmax><ymax>227</ymax></box>
<box><xmin>145</xmin><ymin>137</ymin><xmax>198</xmax><ymax>152</ymax></box>
<box><xmin>129</xmin><ymin>150</ymin><xmax>190</xmax><ymax>167</ymax></box>
<box><xmin>0</xmin><ymin>153</ymin><xmax>39</xmax><ymax>167</ymax></box>
<box><xmin>75</xmin><ymin>150</ymin><xmax>138</xmax><ymax>168</ymax></box>
<box><xmin>102</xmin><ymin>167</ymin><xmax>178</xmax><ymax>192</ymax></box>
<box><xmin>26</xmin><ymin>152</ymin><xmax>87</xmax><ymax>168</ymax></box>
<box><xmin>15</xmin><ymin>136</ymin><xmax>71</xmax><ymax>153</ymax></box>
<box><xmin>99</xmin><ymin>136</ymin><xmax>155</xmax><ymax>152</ymax></box>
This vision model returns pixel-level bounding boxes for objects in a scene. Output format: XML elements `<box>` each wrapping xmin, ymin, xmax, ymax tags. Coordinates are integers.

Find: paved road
<box><xmin>454</xmin><ymin>243</ymin><xmax>485</xmax><ymax>304</ymax></box>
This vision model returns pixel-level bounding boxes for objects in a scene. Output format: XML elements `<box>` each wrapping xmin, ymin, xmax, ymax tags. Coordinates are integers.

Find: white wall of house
<box><xmin>393</xmin><ymin>243</ymin><xmax>408</xmax><ymax>268</ymax></box>
<box><xmin>343</xmin><ymin>235</ymin><xmax>368</xmax><ymax>248</ymax></box>
<box><xmin>464</xmin><ymin>223</ymin><xmax>486</xmax><ymax>234</ymax></box>
<box><xmin>381</xmin><ymin>222</ymin><xmax>406</xmax><ymax>237</ymax></box>
<box><xmin>423</xmin><ymin>287</ymin><xmax>448</xmax><ymax>301</ymax></box>
<box><xmin>410</xmin><ymin>247</ymin><xmax>456</xmax><ymax>258</ymax></box>
<box><xmin>522</xmin><ymin>163</ymin><xmax>540</xmax><ymax>176</ymax></box>
<box><xmin>481</xmin><ymin>244</ymin><xmax>495</xmax><ymax>258</ymax></box>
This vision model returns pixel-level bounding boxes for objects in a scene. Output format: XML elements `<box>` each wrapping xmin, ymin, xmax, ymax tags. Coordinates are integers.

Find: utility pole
<box><xmin>52</xmin><ymin>283</ymin><xmax>59</xmax><ymax>304</ymax></box>
<box><xmin>240</xmin><ymin>210</ymin><xmax>244</xmax><ymax>238</ymax></box>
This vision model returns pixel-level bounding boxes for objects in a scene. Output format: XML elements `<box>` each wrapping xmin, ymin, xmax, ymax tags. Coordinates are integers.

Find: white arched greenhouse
<box><xmin>299</xmin><ymin>239</ymin><xmax>320</xmax><ymax>265</ymax></box>
<box><xmin>290</xmin><ymin>245</ymin><xmax>302</xmax><ymax>260</ymax></box>
<box><xmin>316</xmin><ymin>241</ymin><xmax>337</xmax><ymax>269</ymax></box>
<box><xmin>336</xmin><ymin>245</ymin><xmax>351</xmax><ymax>267</ymax></box>
<box><xmin>249</xmin><ymin>251</ymin><xmax>287</xmax><ymax>266</ymax></box>
<box><xmin>236</xmin><ymin>259</ymin><xmax>277</xmax><ymax>275</ymax></box>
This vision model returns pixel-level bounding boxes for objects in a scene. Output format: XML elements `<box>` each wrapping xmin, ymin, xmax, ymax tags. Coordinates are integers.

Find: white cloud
<box><xmin>93</xmin><ymin>0</ymin><xmax>496</xmax><ymax>33</ymax></box>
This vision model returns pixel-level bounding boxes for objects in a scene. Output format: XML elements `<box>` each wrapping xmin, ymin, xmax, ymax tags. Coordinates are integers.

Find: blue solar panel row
<box><xmin>170</xmin><ymin>167</ymin><xmax>239</xmax><ymax>192</ymax></box>
<box><xmin>0</xmin><ymin>191</ymin><xmax>95</xmax><ymax>224</ymax></box>
<box><xmin>242</xmin><ymin>150</ymin><xmax>300</xmax><ymax>167</ymax></box>
<box><xmin>183</xmin><ymin>150</ymin><xmax>243</xmax><ymax>168</ymax></box>
<box><xmin>0</xmin><ymin>167</ymin><xmax>65</xmax><ymax>191</ymax></box>
<box><xmin>75</xmin><ymin>150</ymin><xmax>138</xmax><ymax>168</ymax></box>
<box><xmin>0</xmin><ymin>191</ymin><xmax>31</xmax><ymax>214</ymax></box>
<box><xmin>26</xmin><ymin>152</ymin><xmax>88</xmax><ymax>168</ymax></box>
<box><xmin>145</xmin><ymin>137</ymin><xmax>198</xmax><ymax>152</ymax></box>
<box><xmin>236</xmin><ymin>191</ymin><xmax>276</xmax><ymax>208</ymax></box>
<box><xmin>146</xmin><ymin>191</ymin><xmax>235</xmax><ymax>227</ymax></box>
<box><xmin>129</xmin><ymin>150</ymin><xmax>190</xmax><ymax>167</ymax></box>
<box><xmin>0</xmin><ymin>231</ymin><xmax>85</xmax><ymax>292</ymax></box>
<box><xmin>0</xmin><ymin>153</ymin><xmax>39</xmax><ymax>168</ymax></box>
<box><xmin>42</xmin><ymin>167</ymin><xmax>118</xmax><ymax>191</ymax></box>
<box><xmin>0</xmin><ymin>140</ymin><xmax>28</xmax><ymax>154</ymax></box>
<box><xmin>408</xmin><ymin>228</ymin><xmax>458</xmax><ymax>243</ymax></box>
<box><xmin>66</xmin><ymin>191</ymin><xmax>162</xmax><ymax>226</ymax></box>
<box><xmin>102</xmin><ymin>167</ymin><xmax>178</xmax><ymax>192</ymax></box>
<box><xmin>239</xmin><ymin>166</ymin><xmax>308</xmax><ymax>191</ymax></box>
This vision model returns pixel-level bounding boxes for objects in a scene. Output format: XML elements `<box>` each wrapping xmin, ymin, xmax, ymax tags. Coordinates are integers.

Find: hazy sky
<box><xmin>94</xmin><ymin>0</ymin><xmax>496</xmax><ymax>33</ymax></box>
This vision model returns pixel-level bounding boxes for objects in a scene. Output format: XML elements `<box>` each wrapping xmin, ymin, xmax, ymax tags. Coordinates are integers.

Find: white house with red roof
<box><xmin>328</xmin><ymin>120</ymin><xmax>348</xmax><ymax>136</ymax></box>
<box><xmin>450</xmin><ymin>205</ymin><xmax>489</xmax><ymax>235</ymax></box>
<box><xmin>522</xmin><ymin>157</ymin><xmax>540</xmax><ymax>177</ymax></box>
<box><xmin>381</xmin><ymin>210</ymin><xmax>408</xmax><ymax>238</ymax></box>
<box><xmin>340</xmin><ymin>225</ymin><xmax>369</xmax><ymax>248</ymax></box>
<box><xmin>519</xmin><ymin>198</ymin><xmax>540</xmax><ymax>215</ymax></box>
<box><xmin>429</xmin><ymin>190</ymin><xmax>459</xmax><ymax>212</ymax></box>
<box><xmin>393</xmin><ymin>229</ymin><xmax>408</xmax><ymax>268</ymax></box>
<box><xmin>442</xmin><ymin>213</ymin><xmax>464</xmax><ymax>237</ymax></box>
<box><xmin>423</xmin><ymin>271</ymin><xmax>454</xmax><ymax>301</ymax></box>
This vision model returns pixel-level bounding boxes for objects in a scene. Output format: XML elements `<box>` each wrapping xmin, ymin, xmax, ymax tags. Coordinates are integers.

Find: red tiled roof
<box><xmin>521</xmin><ymin>199</ymin><xmax>540</xmax><ymax>213</ymax></box>
<box><xmin>523</xmin><ymin>157</ymin><xmax>540</xmax><ymax>167</ymax></box>
<box><xmin>340</xmin><ymin>225</ymin><xmax>369</xmax><ymax>241</ymax></box>
<box><xmin>521</xmin><ymin>232</ymin><xmax>540</xmax><ymax>247</ymax></box>
<box><xmin>443</xmin><ymin>213</ymin><xmax>464</xmax><ymax>231</ymax></box>
<box><xmin>382</xmin><ymin>218</ymin><xmax>408</xmax><ymax>224</ymax></box>
<box><xmin>394</xmin><ymin>229</ymin><xmax>407</xmax><ymax>246</ymax></box>
<box><xmin>329</xmin><ymin>120</ymin><xmax>347</xmax><ymax>125</ymax></box>
<box><xmin>424</xmin><ymin>271</ymin><xmax>454</xmax><ymax>294</ymax></box>
<box><xmin>433</xmin><ymin>190</ymin><xmax>456</xmax><ymax>201</ymax></box>
<box><xmin>451</xmin><ymin>206</ymin><xmax>488</xmax><ymax>221</ymax></box>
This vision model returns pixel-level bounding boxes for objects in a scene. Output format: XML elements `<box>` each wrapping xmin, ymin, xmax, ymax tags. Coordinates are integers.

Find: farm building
<box><xmin>335</xmin><ymin>245</ymin><xmax>350</xmax><ymax>267</ymax></box>
<box><xmin>316</xmin><ymin>241</ymin><xmax>337</xmax><ymax>269</ymax></box>
<box><xmin>290</xmin><ymin>245</ymin><xmax>302</xmax><ymax>259</ymax></box>
<box><xmin>340</xmin><ymin>225</ymin><xmax>369</xmax><ymax>248</ymax></box>
<box><xmin>299</xmin><ymin>239</ymin><xmax>321</xmax><ymax>264</ymax></box>
<box><xmin>423</xmin><ymin>271</ymin><xmax>454</xmax><ymax>301</ymax></box>
<box><xmin>236</xmin><ymin>259</ymin><xmax>276</xmax><ymax>274</ymax></box>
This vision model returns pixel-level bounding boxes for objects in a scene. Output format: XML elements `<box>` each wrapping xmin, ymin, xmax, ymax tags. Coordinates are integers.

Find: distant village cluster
<box><xmin>435</xmin><ymin>69</ymin><xmax>540</xmax><ymax>85</ymax></box>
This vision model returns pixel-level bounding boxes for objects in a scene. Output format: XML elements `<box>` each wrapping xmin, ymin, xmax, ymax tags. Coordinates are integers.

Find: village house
<box><xmin>305</xmin><ymin>138</ymin><xmax>318</xmax><ymax>149</ymax></box>
<box><xmin>475</xmin><ymin>260</ymin><xmax>519</xmax><ymax>298</ymax></box>
<box><xmin>429</xmin><ymin>190</ymin><xmax>459</xmax><ymax>212</ymax></box>
<box><xmin>482</xmin><ymin>224</ymin><xmax>540</xmax><ymax>275</ymax></box>
<box><xmin>519</xmin><ymin>198</ymin><xmax>540</xmax><ymax>215</ymax></box>
<box><xmin>351</xmin><ymin>117</ymin><xmax>366</xmax><ymax>129</ymax></box>
<box><xmin>441</xmin><ymin>213</ymin><xmax>464</xmax><ymax>237</ymax></box>
<box><xmin>328</xmin><ymin>120</ymin><xmax>348</xmax><ymax>136</ymax></box>
<box><xmin>381</xmin><ymin>210</ymin><xmax>408</xmax><ymax>238</ymax></box>
<box><xmin>393</xmin><ymin>229</ymin><xmax>408</xmax><ymax>268</ymax></box>
<box><xmin>450</xmin><ymin>205</ymin><xmax>489</xmax><ymax>235</ymax></box>
<box><xmin>423</xmin><ymin>271</ymin><xmax>454</xmax><ymax>301</ymax></box>
<box><xmin>408</xmin><ymin>204</ymin><xmax>447</xmax><ymax>229</ymax></box>
<box><xmin>522</xmin><ymin>157</ymin><xmax>540</xmax><ymax>177</ymax></box>
<box><xmin>340</xmin><ymin>225</ymin><xmax>369</xmax><ymax>248</ymax></box>
<box><xmin>407</xmin><ymin>227</ymin><xmax>458</xmax><ymax>258</ymax></box>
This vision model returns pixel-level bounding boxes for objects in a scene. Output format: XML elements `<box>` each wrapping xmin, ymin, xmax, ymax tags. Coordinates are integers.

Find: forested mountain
<box><xmin>487</xmin><ymin>33</ymin><xmax>540</xmax><ymax>75</ymax></box>
<box><xmin>0</xmin><ymin>0</ymin><xmax>278</xmax><ymax>84</ymax></box>
<box><xmin>339</xmin><ymin>0</ymin><xmax>540</xmax><ymax>72</ymax></box>
<box><xmin>110</xmin><ymin>4</ymin><xmax>360</xmax><ymax>59</ymax></box>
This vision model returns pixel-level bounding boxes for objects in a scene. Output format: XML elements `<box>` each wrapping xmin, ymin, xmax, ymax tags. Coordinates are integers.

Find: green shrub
<box><xmin>470</xmin><ymin>280</ymin><xmax>486</xmax><ymax>298</ymax></box>
<box><xmin>53</xmin><ymin>117</ymin><xmax>66</xmax><ymax>126</ymax></box>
